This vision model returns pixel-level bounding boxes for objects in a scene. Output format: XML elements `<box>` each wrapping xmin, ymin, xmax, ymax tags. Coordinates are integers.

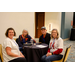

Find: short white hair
<box><xmin>22</xmin><ymin>29</ymin><xmax>29</xmax><ymax>34</ymax></box>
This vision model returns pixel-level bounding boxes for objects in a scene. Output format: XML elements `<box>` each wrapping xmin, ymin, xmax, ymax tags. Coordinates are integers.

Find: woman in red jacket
<box><xmin>41</xmin><ymin>29</ymin><xmax>63</xmax><ymax>62</ymax></box>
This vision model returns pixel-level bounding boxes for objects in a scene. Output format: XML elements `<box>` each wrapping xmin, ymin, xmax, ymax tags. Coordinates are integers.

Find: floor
<box><xmin>63</xmin><ymin>40</ymin><xmax>75</xmax><ymax>62</ymax></box>
<box><xmin>0</xmin><ymin>40</ymin><xmax>75</xmax><ymax>62</ymax></box>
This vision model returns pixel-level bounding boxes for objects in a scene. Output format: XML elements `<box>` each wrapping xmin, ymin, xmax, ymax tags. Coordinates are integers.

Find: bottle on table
<box><xmin>30</xmin><ymin>39</ymin><xmax>33</xmax><ymax>44</ymax></box>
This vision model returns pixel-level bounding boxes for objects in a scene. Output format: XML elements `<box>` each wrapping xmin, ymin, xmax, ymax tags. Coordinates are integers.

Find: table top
<box><xmin>23</xmin><ymin>43</ymin><xmax>48</xmax><ymax>49</ymax></box>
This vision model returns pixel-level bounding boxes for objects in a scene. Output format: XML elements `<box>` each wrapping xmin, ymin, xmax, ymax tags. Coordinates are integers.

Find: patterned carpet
<box><xmin>63</xmin><ymin>40</ymin><xmax>75</xmax><ymax>62</ymax></box>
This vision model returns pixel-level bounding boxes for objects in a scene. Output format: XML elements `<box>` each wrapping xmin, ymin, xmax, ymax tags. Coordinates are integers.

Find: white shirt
<box><xmin>49</xmin><ymin>37</ymin><xmax>63</xmax><ymax>54</ymax></box>
<box><xmin>2</xmin><ymin>37</ymin><xmax>20</xmax><ymax>62</ymax></box>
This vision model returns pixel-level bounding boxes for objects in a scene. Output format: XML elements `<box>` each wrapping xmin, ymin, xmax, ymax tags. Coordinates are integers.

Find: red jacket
<box><xmin>47</xmin><ymin>48</ymin><xmax>63</xmax><ymax>55</ymax></box>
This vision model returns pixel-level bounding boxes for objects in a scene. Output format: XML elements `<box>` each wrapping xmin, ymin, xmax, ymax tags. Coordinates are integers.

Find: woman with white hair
<box><xmin>18</xmin><ymin>29</ymin><xmax>36</xmax><ymax>52</ymax></box>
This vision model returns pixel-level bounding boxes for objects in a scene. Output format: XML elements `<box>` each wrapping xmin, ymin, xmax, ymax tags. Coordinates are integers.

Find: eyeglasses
<box><xmin>52</xmin><ymin>32</ymin><xmax>57</xmax><ymax>33</ymax></box>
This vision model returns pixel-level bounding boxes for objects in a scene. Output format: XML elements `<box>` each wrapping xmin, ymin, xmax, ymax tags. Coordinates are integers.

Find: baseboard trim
<box><xmin>63</xmin><ymin>38</ymin><xmax>69</xmax><ymax>41</ymax></box>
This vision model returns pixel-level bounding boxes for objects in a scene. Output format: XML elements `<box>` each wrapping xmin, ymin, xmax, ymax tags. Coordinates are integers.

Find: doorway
<box><xmin>35</xmin><ymin>12</ymin><xmax>45</xmax><ymax>38</ymax></box>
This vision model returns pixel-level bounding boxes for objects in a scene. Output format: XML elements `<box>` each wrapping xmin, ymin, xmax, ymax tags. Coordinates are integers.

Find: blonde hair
<box><xmin>50</xmin><ymin>29</ymin><xmax>59</xmax><ymax>39</ymax></box>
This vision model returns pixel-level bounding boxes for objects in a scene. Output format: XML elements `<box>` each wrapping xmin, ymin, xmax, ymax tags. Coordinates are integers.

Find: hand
<box><xmin>21</xmin><ymin>55</ymin><xmax>25</xmax><ymax>58</ymax></box>
<box><xmin>20</xmin><ymin>54</ymin><xmax>25</xmax><ymax>58</ymax></box>
<box><xmin>23</xmin><ymin>47</ymin><xmax>24</xmax><ymax>49</ymax></box>
<box><xmin>17</xmin><ymin>55</ymin><xmax>25</xmax><ymax>58</ymax></box>
<box><xmin>46</xmin><ymin>52</ymin><xmax>52</xmax><ymax>57</ymax></box>
<box><xmin>49</xmin><ymin>53</ymin><xmax>52</xmax><ymax>56</ymax></box>
<box><xmin>20</xmin><ymin>51</ymin><xmax>25</xmax><ymax>58</ymax></box>
<box><xmin>46</xmin><ymin>52</ymin><xmax>49</xmax><ymax>57</ymax></box>
<box><xmin>39</xmin><ymin>42</ymin><xmax>42</xmax><ymax>44</ymax></box>
<box><xmin>17</xmin><ymin>55</ymin><xmax>23</xmax><ymax>57</ymax></box>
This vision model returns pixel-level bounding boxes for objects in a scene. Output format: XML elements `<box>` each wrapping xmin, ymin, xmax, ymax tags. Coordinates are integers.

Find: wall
<box><xmin>61</xmin><ymin>12</ymin><xmax>65</xmax><ymax>39</ymax></box>
<box><xmin>45</xmin><ymin>12</ymin><xmax>61</xmax><ymax>36</ymax></box>
<box><xmin>0</xmin><ymin>12</ymin><xmax>35</xmax><ymax>44</ymax></box>
<box><xmin>61</xmin><ymin>12</ymin><xmax>73</xmax><ymax>39</ymax></box>
<box><xmin>0</xmin><ymin>12</ymin><xmax>72</xmax><ymax>44</ymax></box>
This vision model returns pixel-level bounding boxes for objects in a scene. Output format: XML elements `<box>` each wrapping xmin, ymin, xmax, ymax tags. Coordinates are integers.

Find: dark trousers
<box><xmin>41</xmin><ymin>54</ymin><xmax>63</xmax><ymax>62</ymax></box>
<box><xmin>19</xmin><ymin>47</ymin><xmax>23</xmax><ymax>53</ymax></box>
<box><xmin>9</xmin><ymin>57</ymin><xmax>26</xmax><ymax>62</ymax></box>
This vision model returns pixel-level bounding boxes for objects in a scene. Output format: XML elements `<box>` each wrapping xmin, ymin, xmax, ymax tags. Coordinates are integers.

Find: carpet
<box><xmin>63</xmin><ymin>40</ymin><xmax>75</xmax><ymax>62</ymax></box>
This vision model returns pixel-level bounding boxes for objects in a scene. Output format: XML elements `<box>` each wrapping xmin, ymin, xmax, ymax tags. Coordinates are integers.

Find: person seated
<box><xmin>39</xmin><ymin>26</ymin><xmax>51</xmax><ymax>45</ymax></box>
<box><xmin>41</xmin><ymin>29</ymin><xmax>63</xmax><ymax>62</ymax></box>
<box><xmin>2</xmin><ymin>28</ymin><xmax>26</xmax><ymax>62</ymax></box>
<box><xmin>18</xmin><ymin>29</ymin><xmax>36</xmax><ymax>52</ymax></box>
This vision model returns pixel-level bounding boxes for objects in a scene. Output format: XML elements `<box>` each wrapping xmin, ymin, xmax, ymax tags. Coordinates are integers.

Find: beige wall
<box><xmin>0</xmin><ymin>12</ymin><xmax>35</xmax><ymax>44</ymax></box>
<box><xmin>45</xmin><ymin>12</ymin><xmax>61</xmax><ymax>36</ymax></box>
<box><xmin>0</xmin><ymin>12</ymin><xmax>62</xmax><ymax>44</ymax></box>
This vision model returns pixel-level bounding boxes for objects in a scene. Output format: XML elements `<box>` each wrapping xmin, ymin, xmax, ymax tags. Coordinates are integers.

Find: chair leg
<box><xmin>0</xmin><ymin>57</ymin><xmax>1</xmax><ymax>62</ymax></box>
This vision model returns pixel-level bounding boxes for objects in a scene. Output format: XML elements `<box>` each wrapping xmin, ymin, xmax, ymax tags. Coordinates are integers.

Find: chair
<box><xmin>14</xmin><ymin>38</ymin><xmax>23</xmax><ymax>53</ymax></box>
<box><xmin>16</xmin><ymin>38</ymin><xmax>19</xmax><ymax>44</ymax></box>
<box><xmin>0</xmin><ymin>44</ymin><xmax>4</xmax><ymax>62</ymax></box>
<box><xmin>53</xmin><ymin>45</ymin><xmax>71</xmax><ymax>62</ymax></box>
<box><xmin>14</xmin><ymin>38</ymin><xmax>17</xmax><ymax>41</ymax></box>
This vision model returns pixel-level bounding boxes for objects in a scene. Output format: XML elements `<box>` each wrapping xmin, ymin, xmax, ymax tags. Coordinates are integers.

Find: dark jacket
<box><xmin>39</xmin><ymin>33</ymin><xmax>51</xmax><ymax>45</ymax></box>
<box><xmin>18</xmin><ymin>35</ymin><xmax>32</xmax><ymax>47</ymax></box>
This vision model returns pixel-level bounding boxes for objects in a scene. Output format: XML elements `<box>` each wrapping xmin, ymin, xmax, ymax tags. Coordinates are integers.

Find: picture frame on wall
<box><xmin>49</xmin><ymin>23</ymin><xmax>52</xmax><ymax>31</ymax></box>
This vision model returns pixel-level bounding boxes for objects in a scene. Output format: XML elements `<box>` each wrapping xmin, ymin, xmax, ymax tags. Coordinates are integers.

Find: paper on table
<box><xmin>36</xmin><ymin>45</ymin><xmax>47</xmax><ymax>48</ymax></box>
